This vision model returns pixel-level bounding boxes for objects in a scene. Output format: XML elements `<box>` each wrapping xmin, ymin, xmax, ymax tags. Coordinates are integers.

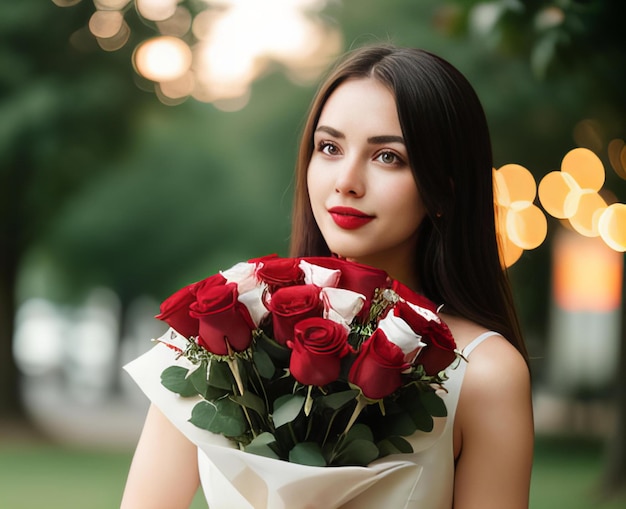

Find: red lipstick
<box><xmin>328</xmin><ymin>207</ymin><xmax>374</xmax><ymax>230</ymax></box>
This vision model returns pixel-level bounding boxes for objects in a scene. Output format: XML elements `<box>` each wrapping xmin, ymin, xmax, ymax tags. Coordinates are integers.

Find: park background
<box><xmin>1</xmin><ymin>0</ymin><xmax>625</xmax><ymax>507</ymax></box>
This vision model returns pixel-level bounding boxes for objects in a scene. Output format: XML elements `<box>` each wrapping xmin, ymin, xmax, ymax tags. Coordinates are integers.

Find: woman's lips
<box><xmin>328</xmin><ymin>207</ymin><xmax>374</xmax><ymax>230</ymax></box>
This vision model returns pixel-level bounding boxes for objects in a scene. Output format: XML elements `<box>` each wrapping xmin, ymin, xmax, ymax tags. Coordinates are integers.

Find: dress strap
<box><xmin>462</xmin><ymin>331</ymin><xmax>500</xmax><ymax>358</ymax></box>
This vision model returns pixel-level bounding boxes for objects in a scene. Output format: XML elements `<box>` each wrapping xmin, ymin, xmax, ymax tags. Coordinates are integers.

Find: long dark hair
<box><xmin>290</xmin><ymin>45</ymin><xmax>527</xmax><ymax>360</ymax></box>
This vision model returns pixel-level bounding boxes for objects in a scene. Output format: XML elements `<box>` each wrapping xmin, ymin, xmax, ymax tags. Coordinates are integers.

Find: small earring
<box><xmin>435</xmin><ymin>211</ymin><xmax>442</xmax><ymax>218</ymax></box>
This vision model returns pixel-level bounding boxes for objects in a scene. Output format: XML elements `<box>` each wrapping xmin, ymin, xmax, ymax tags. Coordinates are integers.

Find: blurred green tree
<box><xmin>0</xmin><ymin>0</ymin><xmax>152</xmax><ymax>417</ymax></box>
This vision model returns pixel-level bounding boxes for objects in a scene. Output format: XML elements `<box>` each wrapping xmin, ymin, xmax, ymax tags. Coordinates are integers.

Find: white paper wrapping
<box><xmin>124</xmin><ymin>329</ymin><xmax>468</xmax><ymax>509</ymax></box>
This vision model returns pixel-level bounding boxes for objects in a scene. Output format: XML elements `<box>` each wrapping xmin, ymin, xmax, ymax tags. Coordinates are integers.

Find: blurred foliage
<box><xmin>0</xmin><ymin>0</ymin><xmax>152</xmax><ymax>413</ymax></box>
<box><xmin>0</xmin><ymin>0</ymin><xmax>148</xmax><ymax>251</ymax></box>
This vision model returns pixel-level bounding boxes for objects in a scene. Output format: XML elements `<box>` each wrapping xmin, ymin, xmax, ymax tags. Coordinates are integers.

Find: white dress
<box><xmin>124</xmin><ymin>331</ymin><xmax>497</xmax><ymax>509</ymax></box>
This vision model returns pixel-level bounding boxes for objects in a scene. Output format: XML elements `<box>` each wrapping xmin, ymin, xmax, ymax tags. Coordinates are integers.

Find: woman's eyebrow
<box><xmin>315</xmin><ymin>126</ymin><xmax>404</xmax><ymax>146</ymax></box>
<box><xmin>367</xmin><ymin>135</ymin><xmax>405</xmax><ymax>145</ymax></box>
<box><xmin>315</xmin><ymin>125</ymin><xmax>344</xmax><ymax>138</ymax></box>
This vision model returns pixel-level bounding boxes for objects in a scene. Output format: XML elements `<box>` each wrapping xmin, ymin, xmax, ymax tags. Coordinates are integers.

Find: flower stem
<box><xmin>225</xmin><ymin>343</ymin><xmax>257</xmax><ymax>438</ymax></box>
<box><xmin>328</xmin><ymin>394</ymin><xmax>370</xmax><ymax>465</ymax></box>
<box><xmin>304</xmin><ymin>385</ymin><xmax>314</xmax><ymax>416</ymax></box>
<box><xmin>342</xmin><ymin>393</ymin><xmax>368</xmax><ymax>437</ymax></box>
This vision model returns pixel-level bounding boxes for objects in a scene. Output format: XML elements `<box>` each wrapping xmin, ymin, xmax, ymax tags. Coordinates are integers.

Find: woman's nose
<box><xmin>334</xmin><ymin>157</ymin><xmax>365</xmax><ymax>197</ymax></box>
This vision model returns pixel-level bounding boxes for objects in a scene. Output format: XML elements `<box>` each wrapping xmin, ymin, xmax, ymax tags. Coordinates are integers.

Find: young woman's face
<box><xmin>307</xmin><ymin>78</ymin><xmax>426</xmax><ymax>279</ymax></box>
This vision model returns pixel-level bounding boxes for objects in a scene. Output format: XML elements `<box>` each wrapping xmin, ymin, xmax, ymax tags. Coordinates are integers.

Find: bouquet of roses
<box><xmin>156</xmin><ymin>255</ymin><xmax>459</xmax><ymax>468</ymax></box>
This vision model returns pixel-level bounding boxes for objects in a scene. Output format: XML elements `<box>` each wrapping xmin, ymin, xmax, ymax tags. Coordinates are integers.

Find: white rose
<box><xmin>299</xmin><ymin>260</ymin><xmax>341</xmax><ymax>288</ymax></box>
<box><xmin>221</xmin><ymin>262</ymin><xmax>258</xmax><ymax>294</ymax></box>
<box><xmin>320</xmin><ymin>287</ymin><xmax>365</xmax><ymax>328</ymax></box>
<box><xmin>377</xmin><ymin>311</ymin><xmax>426</xmax><ymax>364</ymax></box>
<box><xmin>238</xmin><ymin>284</ymin><xmax>268</xmax><ymax>327</ymax></box>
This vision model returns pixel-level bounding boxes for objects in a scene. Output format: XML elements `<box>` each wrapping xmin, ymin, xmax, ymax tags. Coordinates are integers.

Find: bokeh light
<box><xmin>95</xmin><ymin>20</ymin><xmax>131</xmax><ymax>52</ymax></box>
<box><xmin>566</xmin><ymin>190</ymin><xmax>607</xmax><ymax>237</ymax></box>
<box><xmin>52</xmin><ymin>0</ymin><xmax>82</xmax><ymax>6</ymax></box>
<box><xmin>94</xmin><ymin>0</ymin><xmax>132</xmax><ymax>9</ymax></box>
<box><xmin>608</xmin><ymin>138</ymin><xmax>626</xmax><ymax>180</ymax></box>
<box><xmin>133</xmin><ymin>36</ymin><xmax>193</xmax><ymax>82</ymax></box>
<box><xmin>494</xmin><ymin>164</ymin><xmax>546</xmax><ymax>267</ymax></box>
<box><xmin>539</xmin><ymin>148</ymin><xmax>608</xmax><ymax>238</ymax></box>
<box><xmin>553</xmin><ymin>230</ymin><xmax>623</xmax><ymax>312</ymax></box>
<box><xmin>54</xmin><ymin>0</ymin><xmax>341</xmax><ymax>108</ymax></box>
<box><xmin>136</xmin><ymin>0</ymin><xmax>178</xmax><ymax>22</ymax></box>
<box><xmin>89</xmin><ymin>10</ymin><xmax>124</xmax><ymax>39</ymax></box>
<box><xmin>506</xmin><ymin>201</ymin><xmax>548</xmax><ymax>250</ymax></box>
<box><xmin>599</xmin><ymin>203</ymin><xmax>626</xmax><ymax>252</ymax></box>
<box><xmin>561</xmin><ymin>146</ymin><xmax>604</xmax><ymax>191</ymax></box>
<box><xmin>538</xmin><ymin>171</ymin><xmax>578</xmax><ymax>218</ymax></box>
<box><xmin>156</xmin><ymin>6</ymin><xmax>192</xmax><ymax>37</ymax></box>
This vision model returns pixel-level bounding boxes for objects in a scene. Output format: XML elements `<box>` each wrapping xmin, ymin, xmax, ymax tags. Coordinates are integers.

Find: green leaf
<box><xmin>387</xmin><ymin>410</ymin><xmax>419</xmax><ymax>436</ymax></box>
<box><xmin>244</xmin><ymin>432</ymin><xmax>280</xmax><ymax>460</ymax></box>
<box><xmin>408</xmin><ymin>406</ymin><xmax>433</xmax><ymax>432</ymax></box>
<box><xmin>208</xmin><ymin>359</ymin><xmax>235</xmax><ymax>390</ymax></box>
<box><xmin>377</xmin><ymin>436</ymin><xmax>413</xmax><ymax>457</ymax></box>
<box><xmin>257</xmin><ymin>332</ymin><xmax>291</xmax><ymax>364</ymax></box>
<box><xmin>189</xmin><ymin>400</ymin><xmax>218</xmax><ymax>430</ymax></box>
<box><xmin>212</xmin><ymin>398</ymin><xmax>248</xmax><ymax>437</ymax></box>
<box><xmin>345</xmin><ymin>422</ymin><xmax>373</xmax><ymax>442</ymax></box>
<box><xmin>189</xmin><ymin>399</ymin><xmax>247</xmax><ymax>437</ymax></box>
<box><xmin>333</xmin><ymin>439</ymin><xmax>379</xmax><ymax>466</ymax></box>
<box><xmin>189</xmin><ymin>361</ymin><xmax>208</xmax><ymax>394</ymax></box>
<box><xmin>253</xmin><ymin>344</ymin><xmax>275</xmax><ymax>379</ymax></box>
<box><xmin>289</xmin><ymin>442</ymin><xmax>327</xmax><ymax>467</ymax></box>
<box><xmin>420</xmin><ymin>390</ymin><xmax>447</xmax><ymax>417</ymax></box>
<box><xmin>231</xmin><ymin>391</ymin><xmax>267</xmax><ymax>418</ymax></box>
<box><xmin>272</xmin><ymin>394</ymin><xmax>305</xmax><ymax>428</ymax></box>
<box><xmin>203</xmin><ymin>385</ymin><xmax>230</xmax><ymax>400</ymax></box>
<box><xmin>160</xmin><ymin>366</ymin><xmax>197</xmax><ymax>397</ymax></box>
<box><xmin>397</xmin><ymin>386</ymin><xmax>436</xmax><ymax>431</ymax></box>
<box><xmin>318</xmin><ymin>389</ymin><xmax>359</xmax><ymax>410</ymax></box>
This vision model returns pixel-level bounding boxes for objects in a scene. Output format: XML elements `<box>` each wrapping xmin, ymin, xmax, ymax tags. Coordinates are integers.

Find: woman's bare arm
<box><xmin>120</xmin><ymin>404</ymin><xmax>201</xmax><ymax>509</ymax></box>
<box><xmin>453</xmin><ymin>336</ymin><xmax>534</xmax><ymax>509</ymax></box>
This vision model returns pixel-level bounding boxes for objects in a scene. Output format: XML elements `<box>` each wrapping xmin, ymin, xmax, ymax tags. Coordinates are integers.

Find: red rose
<box><xmin>414</xmin><ymin>321</ymin><xmax>456</xmax><ymax>375</ymax></box>
<box><xmin>302</xmin><ymin>257</ymin><xmax>389</xmax><ymax>319</ymax></box>
<box><xmin>390</xmin><ymin>294</ymin><xmax>457</xmax><ymax>376</ymax></box>
<box><xmin>256</xmin><ymin>257</ymin><xmax>304</xmax><ymax>293</ymax></box>
<box><xmin>190</xmin><ymin>282</ymin><xmax>255</xmax><ymax>355</ymax></box>
<box><xmin>247</xmin><ymin>253</ymin><xmax>279</xmax><ymax>264</ymax></box>
<box><xmin>287</xmin><ymin>317</ymin><xmax>352</xmax><ymax>386</ymax></box>
<box><xmin>390</xmin><ymin>280</ymin><xmax>438</xmax><ymax>313</ymax></box>
<box><xmin>348</xmin><ymin>329</ymin><xmax>408</xmax><ymax>400</ymax></box>
<box><xmin>155</xmin><ymin>273</ymin><xmax>226</xmax><ymax>338</ymax></box>
<box><xmin>267</xmin><ymin>285</ymin><xmax>322</xmax><ymax>345</ymax></box>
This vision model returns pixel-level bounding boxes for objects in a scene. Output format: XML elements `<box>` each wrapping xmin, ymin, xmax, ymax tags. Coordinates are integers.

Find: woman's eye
<box><xmin>376</xmin><ymin>151</ymin><xmax>402</xmax><ymax>165</ymax></box>
<box><xmin>319</xmin><ymin>142</ymin><xmax>340</xmax><ymax>156</ymax></box>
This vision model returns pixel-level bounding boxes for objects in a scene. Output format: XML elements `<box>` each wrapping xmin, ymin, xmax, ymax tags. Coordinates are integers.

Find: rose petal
<box><xmin>221</xmin><ymin>261</ymin><xmax>260</xmax><ymax>294</ymax></box>
<box><xmin>320</xmin><ymin>287</ymin><xmax>365</xmax><ymax>328</ymax></box>
<box><xmin>238</xmin><ymin>284</ymin><xmax>269</xmax><ymax>327</ymax></box>
<box><xmin>299</xmin><ymin>260</ymin><xmax>341</xmax><ymax>287</ymax></box>
<box><xmin>377</xmin><ymin>311</ymin><xmax>426</xmax><ymax>358</ymax></box>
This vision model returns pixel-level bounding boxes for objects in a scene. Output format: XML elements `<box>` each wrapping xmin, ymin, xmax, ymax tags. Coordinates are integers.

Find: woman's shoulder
<box><xmin>443</xmin><ymin>313</ymin><xmax>533</xmax><ymax>464</ymax></box>
<box><xmin>441</xmin><ymin>312</ymin><xmax>530</xmax><ymax>393</ymax></box>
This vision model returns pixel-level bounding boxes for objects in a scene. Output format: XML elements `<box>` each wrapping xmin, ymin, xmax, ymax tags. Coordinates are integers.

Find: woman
<box><xmin>121</xmin><ymin>45</ymin><xmax>533</xmax><ymax>508</ymax></box>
